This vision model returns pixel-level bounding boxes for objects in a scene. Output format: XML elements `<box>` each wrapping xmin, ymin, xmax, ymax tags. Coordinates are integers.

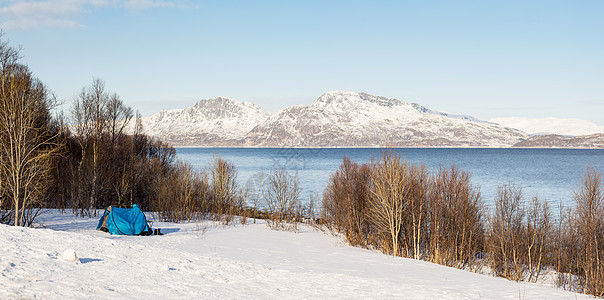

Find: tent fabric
<box><xmin>96</xmin><ymin>204</ymin><xmax>152</xmax><ymax>236</ymax></box>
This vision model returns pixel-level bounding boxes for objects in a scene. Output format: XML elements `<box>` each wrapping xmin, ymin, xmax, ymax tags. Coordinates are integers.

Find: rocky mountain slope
<box><xmin>140</xmin><ymin>97</ymin><xmax>270</xmax><ymax>146</ymax></box>
<box><xmin>137</xmin><ymin>93</ymin><xmax>604</xmax><ymax>148</ymax></box>
<box><xmin>140</xmin><ymin>91</ymin><xmax>529</xmax><ymax>147</ymax></box>
<box><xmin>244</xmin><ymin>91</ymin><xmax>526</xmax><ymax>147</ymax></box>
<box><xmin>513</xmin><ymin>133</ymin><xmax>604</xmax><ymax>148</ymax></box>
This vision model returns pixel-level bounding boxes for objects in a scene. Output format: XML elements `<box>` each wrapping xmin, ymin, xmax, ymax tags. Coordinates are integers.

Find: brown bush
<box><xmin>572</xmin><ymin>168</ymin><xmax>604</xmax><ymax>296</ymax></box>
<box><xmin>152</xmin><ymin>161</ymin><xmax>209</xmax><ymax>222</ymax></box>
<box><xmin>209</xmin><ymin>156</ymin><xmax>243</xmax><ymax>224</ymax></box>
<box><xmin>427</xmin><ymin>165</ymin><xmax>484</xmax><ymax>269</ymax></box>
<box><xmin>403</xmin><ymin>164</ymin><xmax>429</xmax><ymax>259</ymax></box>
<box><xmin>552</xmin><ymin>205</ymin><xmax>578</xmax><ymax>291</ymax></box>
<box><xmin>487</xmin><ymin>184</ymin><xmax>526</xmax><ymax>280</ymax></box>
<box><xmin>525</xmin><ymin>196</ymin><xmax>552</xmax><ymax>282</ymax></box>
<box><xmin>325</xmin><ymin>155</ymin><xmax>603</xmax><ymax>297</ymax></box>
<box><xmin>487</xmin><ymin>185</ymin><xmax>553</xmax><ymax>282</ymax></box>
<box><xmin>322</xmin><ymin>156</ymin><xmax>371</xmax><ymax>246</ymax></box>
<box><xmin>324</xmin><ymin>155</ymin><xmax>481</xmax><ymax>265</ymax></box>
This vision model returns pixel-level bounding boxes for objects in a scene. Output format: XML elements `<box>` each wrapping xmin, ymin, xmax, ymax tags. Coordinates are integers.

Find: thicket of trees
<box><xmin>49</xmin><ymin>80</ymin><xmax>254</xmax><ymax>225</ymax></box>
<box><xmin>0</xmin><ymin>32</ymin><xmax>294</xmax><ymax>226</ymax></box>
<box><xmin>0</xmin><ymin>34</ymin><xmax>247</xmax><ymax>226</ymax></box>
<box><xmin>557</xmin><ymin>169</ymin><xmax>604</xmax><ymax>296</ymax></box>
<box><xmin>323</xmin><ymin>152</ymin><xmax>484</xmax><ymax>267</ymax></box>
<box><xmin>322</xmin><ymin>152</ymin><xmax>604</xmax><ymax>297</ymax></box>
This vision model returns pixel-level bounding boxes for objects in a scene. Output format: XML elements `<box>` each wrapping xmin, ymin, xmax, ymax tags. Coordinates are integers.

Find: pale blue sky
<box><xmin>1</xmin><ymin>0</ymin><xmax>603</xmax><ymax>124</ymax></box>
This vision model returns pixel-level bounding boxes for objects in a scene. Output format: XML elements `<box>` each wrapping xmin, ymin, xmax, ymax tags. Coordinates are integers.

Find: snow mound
<box><xmin>61</xmin><ymin>249</ymin><xmax>78</xmax><ymax>262</ymax></box>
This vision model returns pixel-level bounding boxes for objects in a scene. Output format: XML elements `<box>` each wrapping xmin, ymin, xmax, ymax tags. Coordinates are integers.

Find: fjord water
<box><xmin>176</xmin><ymin>148</ymin><xmax>604</xmax><ymax>208</ymax></box>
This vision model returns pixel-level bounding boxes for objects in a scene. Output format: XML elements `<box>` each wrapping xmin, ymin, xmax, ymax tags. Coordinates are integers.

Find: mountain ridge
<box><xmin>138</xmin><ymin>91</ymin><xmax>536</xmax><ymax>147</ymax></box>
<box><xmin>140</xmin><ymin>96</ymin><xmax>269</xmax><ymax>146</ymax></box>
<box><xmin>244</xmin><ymin>91</ymin><xmax>525</xmax><ymax>147</ymax></box>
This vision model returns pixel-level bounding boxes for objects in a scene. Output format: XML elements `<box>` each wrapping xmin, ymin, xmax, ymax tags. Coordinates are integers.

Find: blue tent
<box><xmin>96</xmin><ymin>204</ymin><xmax>153</xmax><ymax>235</ymax></box>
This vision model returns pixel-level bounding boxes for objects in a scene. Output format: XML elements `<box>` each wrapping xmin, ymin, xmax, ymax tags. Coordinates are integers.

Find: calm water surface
<box><xmin>176</xmin><ymin>148</ymin><xmax>604</xmax><ymax>208</ymax></box>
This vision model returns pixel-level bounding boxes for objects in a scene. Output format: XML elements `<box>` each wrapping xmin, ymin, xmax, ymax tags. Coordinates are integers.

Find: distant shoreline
<box><xmin>173</xmin><ymin>145</ymin><xmax>604</xmax><ymax>150</ymax></box>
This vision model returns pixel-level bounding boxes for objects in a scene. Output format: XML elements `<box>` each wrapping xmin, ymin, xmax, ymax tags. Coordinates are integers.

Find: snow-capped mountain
<box><xmin>245</xmin><ymin>91</ymin><xmax>527</xmax><ymax>147</ymax></box>
<box><xmin>490</xmin><ymin>117</ymin><xmax>604</xmax><ymax>136</ymax></box>
<box><xmin>140</xmin><ymin>97</ymin><xmax>270</xmax><ymax>146</ymax></box>
<box><xmin>140</xmin><ymin>92</ymin><xmax>529</xmax><ymax>147</ymax></box>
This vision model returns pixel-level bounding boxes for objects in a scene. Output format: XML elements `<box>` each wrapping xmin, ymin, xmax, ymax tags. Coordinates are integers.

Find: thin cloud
<box><xmin>0</xmin><ymin>0</ymin><xmax>87</xmax><ymax>29</ymax></box>
<box><xmin>0</xmin><ymin>0</ymin><xmax>184</xmax><ymax>30</ymax></box>
<box><xmin>123</xmin><ymin>0</ymin><xmax>173</xmax><ymax>10</ymax></box>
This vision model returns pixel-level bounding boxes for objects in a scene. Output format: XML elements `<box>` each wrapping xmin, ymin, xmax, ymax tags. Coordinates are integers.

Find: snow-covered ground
<box><xmin>0</xmin><ymin>211</ymin><xmax>591</xmax><ymax>299</ymax></box>
<box><xmin>490</xmin><ymin>117</ymin><xmax>604</xmax><ymax>136</ymax></box>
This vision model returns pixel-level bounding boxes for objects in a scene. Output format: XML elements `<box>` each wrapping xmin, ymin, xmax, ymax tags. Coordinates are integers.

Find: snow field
<box><xmin>490</xmin><ymin>117</ymin><xmax>604</xmax><ymax>136</ymax></box>
<box><xmin>0</xmin><ymin>211</ymin><xmax>592</xmax><ymax>299</ymax></box>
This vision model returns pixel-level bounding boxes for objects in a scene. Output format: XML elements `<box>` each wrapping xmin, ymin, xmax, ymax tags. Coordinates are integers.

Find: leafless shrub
<box><xmin>323</xmin><ymin>155</ymin><xmax>481</xmax><ymax>264</ymax></box>
<box><xmin>264</xmin><ymin>168</ymin><xmax>301</xmax><ymax>231</ymax></box>
<box><xmin>553</xmin><ymin>204</ymin><xmax>583</xmax><ymax>293</ymax></box>
<box><xmin>322</xmin><ymin>156</ymin><xmax>371</xmax><ymax>246</ymax></box>
<box><xmin>487</xmin><ymin>184</ymin><xmax>526</xmax><ymax>280</ymax></box>
<box><xmin>428</xmin><ymin>165</ymin><xmax>484</xmax><ymax>269</ymax></box>
<box><xmin>572</xmin><ymin>167</ymin><xmax>604</xmax><ymax>296</ymax></box>
<box><xmin>305</xmin><ymin>192</ymin><xmax>319</xmax><ymax>227</ymax></box>
<box><xmin>486</xmin><ymin>185</ymin><xmax>554</xmax><ymax>282</ymax></box>
<box><xmin>404</xmin><ymin>164</ymin><xmax>429</xmax><ymax>259</ymax></box>
<box><xmin>209</xmin><ymin>156</ymin><xmax>242</xmax><ymax>225</ymax></box>
<box><xmin>525</xmin><ymin>196</ymin><xmax>552</xmax><ymax>282</ymax></box>
<box><xmin>153</xmin><ymin>161</ymin><xmax>209</xmax><ymax>222</ymax></box>
<box><xmin>245</xmin><ymin>171</ymin><xmax>267</xmax><ymax>224</ymax></box>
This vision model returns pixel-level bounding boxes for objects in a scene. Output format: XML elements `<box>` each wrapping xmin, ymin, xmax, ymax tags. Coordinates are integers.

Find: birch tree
<box><xmin>574</xmin><ymin>168</ymin><xmax>604</xmax><ymax>296</ymax></box>
<box><xmin>369</xmin><ymin>151</ymin><xmax>409</xmax><ymax>256</ymax></box>
<box><xmin>0</xmin><ymin>34</ymin><xmax>61</xmax><ymax>226</ymax></box>
<box><xmin>71</xmin><ymin>79</ymin><xmax>109</xmax><ymax>215</ymax></box>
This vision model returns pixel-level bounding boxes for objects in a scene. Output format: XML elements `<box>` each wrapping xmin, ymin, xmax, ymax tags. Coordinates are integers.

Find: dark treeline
<box><xmin>50</xmin><ymin>78</ymin><xmax>177</xmax><ymax>215</ymax></box>
<box><xmin>322</xmin><ymin>151</ymin><xmax>603</xmax><ymax>297</ymax></box>
<box><xmin>49</xmin><ymin>78</ymin><xmax>248</xmax><ymax>223</ymax></box>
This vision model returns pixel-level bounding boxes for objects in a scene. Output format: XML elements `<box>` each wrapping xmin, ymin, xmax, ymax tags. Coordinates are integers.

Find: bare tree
<box><xmin>106</xmin><ymin>93</ymin><xmax>133</xmax><ymax>143</ymax></box>
<box><xmin>525</xmin><ymin>196</ymin><xmax>552</xmax><ymax>282</ymax></box>
<box><xmin>264</xmin><ymin>168</ymin><xmax>301</xmax><ymax>230</ymax></box>
<box><xmin>368</xmin><ymin>151</ymin><xmax>408</xmax><ymax>256</ymax></box>
<box><xmin>406</xmin><ymin>164</ymin><xmax>428</xmax><ymax>259</ymax></box>
<box><xmin>0</xmin><ymin>34</ymin><xmax>62</xmax><ymax>226</ymax></box>
<box><xmin>246</xmin><ymin>171</ymin><xmax>267</xmax><ymax>224</ymax></box>
<box><xmin>573</xmin><ymin>167</ymin><xmax>604</xmax><ymax>296</ymax></box>
<box><xmin>428</xmin><ymin>165</ymin><xmax>483</xmax><ymax>268</ymax></box>
<box><xmin>488</xmin><ymin>184</ymin><xmax>526</xmax><ymax>280</ymax></box>
<box><xmin>323</xmin><ymin>157</ymin><xmax>371</xmax><ymax>246</ymax></box>
<box><xmin>210</xmin><ymin>156</ymin><xmax>240</xmax><ymax>223</ymax></box>
<box><xmin>71</xmin><ymin>78</ymin><xmax>109</xmax><ymax>215</ymax></box>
